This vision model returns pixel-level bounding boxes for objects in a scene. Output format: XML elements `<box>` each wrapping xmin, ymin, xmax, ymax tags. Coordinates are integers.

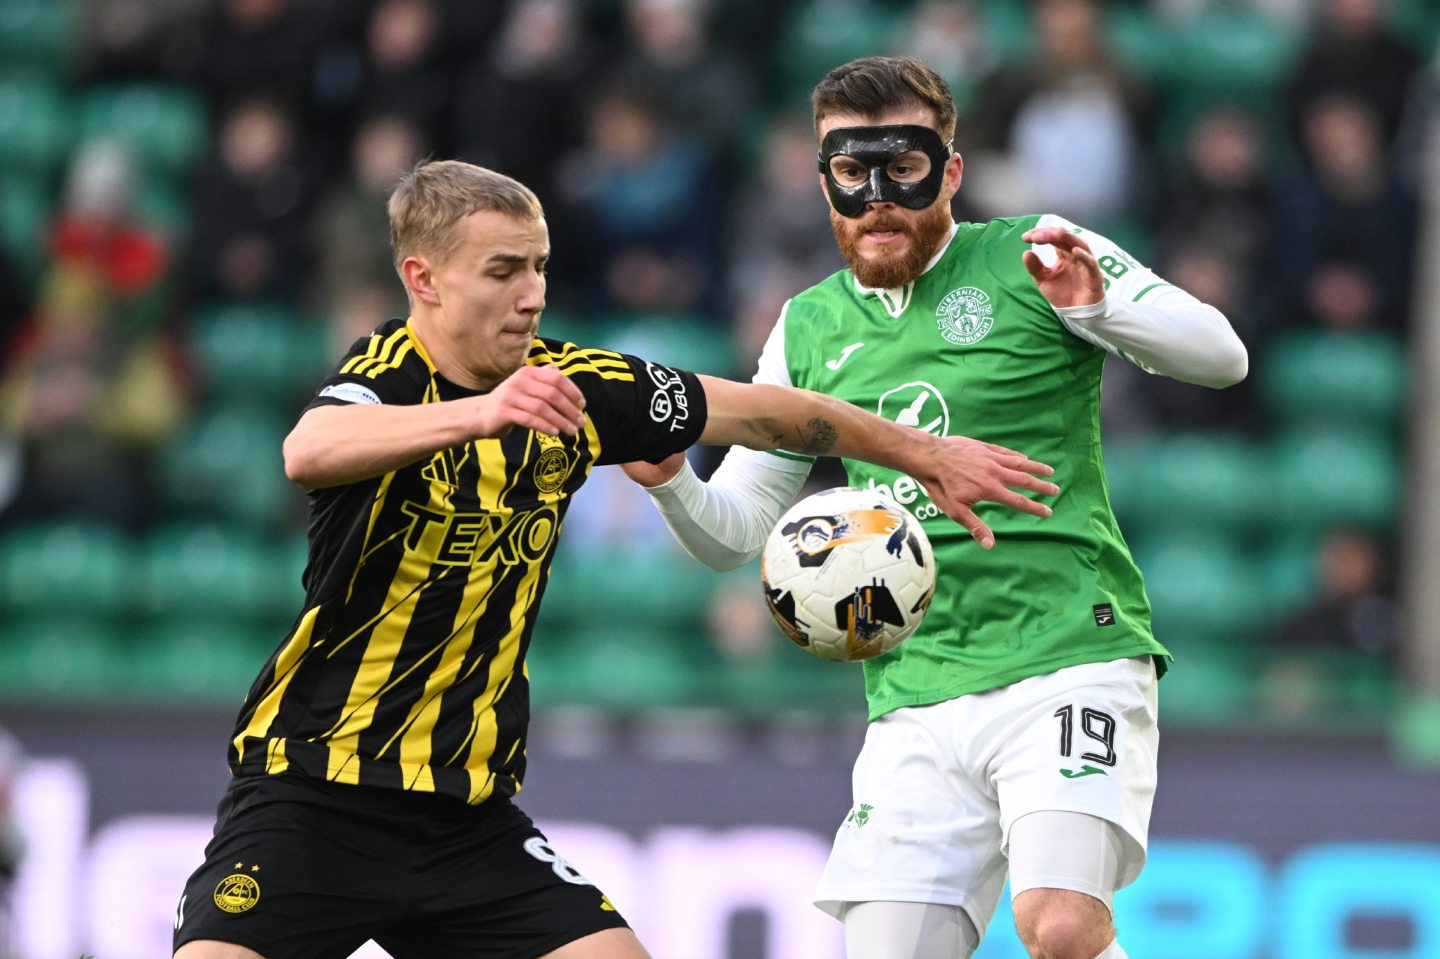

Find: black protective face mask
<box><xmin>818</xmin><ymin>124</ymin><xmax>952</xmax><ymax>218</ymax></box>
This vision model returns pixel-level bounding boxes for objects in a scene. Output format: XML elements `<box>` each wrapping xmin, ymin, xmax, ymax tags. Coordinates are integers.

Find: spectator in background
<box><xmin>46</xmin><ymin>138</ymin><xmax>171</xmax><ymax>331</ymax></box>
<box><xmin>1149</xmin><ymin>0</ymin><xmax>1309</xmax><ymax>29</ymax></box>
<box><xmin>890</xmin><ymin>0</ymin><xmax>998</xmax><ymax>117</ymax></box>
<box><xmin>347</xmin><ymin>0</ymin><xmax>453</xmax><ymax>143</ymax></box>
<box><xmin>449</xmin><ymin>0</ymin><xmax>600</xmax><ymax>297</ymax></box>
<box><xmin>170</xmin><ymin>0</ymin><xmax>326</xmax><ymax>114</ymax></box>
<box><xmin>184</xmin><ymin>93</ymin><xmax>324</xmax><ymax>306</ymax></box>
<box><xmin>557</xmin><ymin>83</ymin><xmax>719</xmax><ymax>316</ymax></box>
<box><xmin>1275</xmin><ymin>527</ymin><xmax>1398</xmax><ymax>656</ymax></box>
<box><xmin>322</xmin><ymin>280</ymin><xmax>406</xmax><ymax>359</ymax></box>
<box><xmin>1284</xmin><ymin>0</ymin><xmax>1422</xmax><ymax>156</ymax></box>
<box><xmin>0</xmin><ymin>272</ymin><xmax>186</xmax><ymax>529</ymax></box>
<box><xmin>1102</xmin><ymin>243</ymin><xmax>1262</xmax><ymax>438</ymax></box>
<box><xmin>611</xmin><ymin>0</ymin><xmax>757</xmax><ymax>154</ymax></box>
<box><xmin>309</xmin><ymin>113</ymin><xmax>429</xmax><ymax>312</ymax></box>
<box><xmin>73</xmin><ymin>0</ymin><xmax>206</xmax><ymax>83</ymax></box>
<box><xmin>724</xmin><ymin>114</ymin><xmax>842</xmax><ymax>323</ymax></box>
<box><xmin>0</xmin><ymin>136</ymin><xmax>186</xmax><ymax>529</ymax></box>
<box><xmin>1275</xmin><ymin>93</ymin><xmax>1417</xmax><ymax>332</ymax></box>
<box><xmin>965</xmin><ymin>0</ymin><xmax>1152</xmax><ymax>227</ymax></box>
<box><xmin>1153</xmin><ymin>103</ymin><xmax>1277</xmax><ymax>292</ymax></box>
<box><xmin>1262</xmin><ymin>526</ymin><xmax>1399</xmax><ymax>718</ymax></box>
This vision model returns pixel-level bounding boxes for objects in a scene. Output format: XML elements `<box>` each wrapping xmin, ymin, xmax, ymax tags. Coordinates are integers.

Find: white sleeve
<box><xmin>637</xmin><ymin>301</ymin><xmax>814</xmax><ymax>571</ymax></box>
<box><xmin>1032</xmin><ymin>213</ymin><xmax>1249</xmax><ymax>388</ymax></box>
<box><xmin>643</xmin><ymin>449</ymin><xmax>811</xmax><ymax>570</ymax></box>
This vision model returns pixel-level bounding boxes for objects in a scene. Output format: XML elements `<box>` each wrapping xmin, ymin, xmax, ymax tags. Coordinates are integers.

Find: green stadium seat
<box><xmin>157</xmin><ymin>404</ymin><xmax>299</xmax><ymax>530</ymax></box>
<box><xmin>191</xmin><ymin>301</ymin><xmax>331</xmax><ymax>406</ymax></box>
<box><xmin>0</xmin><ymin>0</ymin><xmax>73</xmax><ymax>81</ymax></box>
<box><xmin>604</xmin><ymin>313</ymin><xmax>739</xmax><ymax>378</ymax></box>
<box><xmin>1104</xmin><ymin>432</ymin><xmax>1268</xmax><ymax>537</ymax></box>
<box><xmin>1166</xmin><ymin>7</ymin><xmax>1300</xmax><ymax>98</ymax></box>
<box><xmin>536</xmin><ymin>310</ymin><xmax>612</xmax><ymax>350</ymax></box>
<box><xmin>1255</xmin><ymin>646</ymin><xmax>1395</xmax><ymax>723</ymax></box>
<box><xmin>1107</xmin><ymin>5</ymin><xmax>1184</xmax><ymax>89</ymax></box>
<box><xmin>0</xmin><ymin>619</ymin><xmax>126</xmax><ymax>701</ymax></box>
<box><xmin>136</xmin><ymin>523</ymin><xmax>280</xmax><ymax>623</ymax></box>
<box><xmin>78</xmin><ymin>83</ymin><xmax>209</xmax><ymax>179</ymax></box>
<box><xmin>523</xmin><ymin>630</ymin><xmax>592</xmax><ymax>710</ymax></box>
<box><xmin>1255</xmin><ymin>535</ymin><xmax>1321</xmax><ymax>627</ymax></box>
<box><xmin>1259</xmin><ymin>329</ymin><xmax>1407</xmax><ymax>433</ymax></box>
<box><xmin>1268</xmin><ymin>428</ymin><xmax>1399</xmax><ymax>535</ymax></box>
<box><xmin>1390</xmin><ymin>0</ymin><xmax>1440</xmax><ymax>55</ymax></box>
<box><xmin>126</xmin><ymin>620</ymin><xmax>272</xmax><ymax>704</ymax></box>
<box><xmin>707</xmin><ymin>644</ymin><xmax>864</xmax><ymax>717</ymax></box>
<box><xmin>1157</xmin><ymin>642</ymin><xmax>1258</xmax><ymax>722</ymax></box>
<box><xmin>131</xmin><ymin>174</ymin><xmax>191</xmax><ymax>237</ymax></box>
<box><xmin>555</xmin><ymin>624</ymin><xmax>706</xmax><ymax>711</ymax></box>
<box><xmin>272</xmin><ymin>533</ymin><xmax>310</xmax><ymax>620</ymax></box>
<box><xmin>0</xmin><ymin>172</ymin><xmax>53</xmax><ymax>278</ymax></box>
<box><xmin>1131</xmin><ymin>532</ymin><xmax>1265</xmax><ymax>643</ymax></box>
<box><xmin>0</xmin><ymin>520</ymin><xmax>131</xmax><ymax>618</ymax></box>
<box><xmin>0</xmin><ymin>81</ymin><xmax>74</xmax><ymax>177</ymax></box>
<box><xmin>775</xmin><ymin>0</ymin><xmax>899</xmax><ymax>100</ymax></box>
<box><xmin>976</xmin><ymin>0</ymin><xmax>1034</xmax><ymax>66</ymax></box>
<box><xmin>543</xmin><ymin>547</ymin><xmax>716</xmax><ymax>637</ymax></box>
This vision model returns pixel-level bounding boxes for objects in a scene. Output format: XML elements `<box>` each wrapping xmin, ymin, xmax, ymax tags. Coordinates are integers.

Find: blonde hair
<box><xmin>388</xmin><ymin>160</ymin><xmax>544</xmax><ymax>275</ymax></box>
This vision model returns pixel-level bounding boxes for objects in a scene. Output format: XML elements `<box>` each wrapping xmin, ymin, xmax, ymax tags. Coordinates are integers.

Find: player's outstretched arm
<box><xmin>284</xmin><ymin>365</ymin><xmax>586</xmax><ymax>488</ymax></box>
<box><xmin>696</xmin><ymin>375</ymin><xmax>1058</xmax><ymax>549</ymax></box>
<box><xmin>1022</xmin><ymin>220</ymin><xmax>1248</xmax><ymax>387</ymax></box>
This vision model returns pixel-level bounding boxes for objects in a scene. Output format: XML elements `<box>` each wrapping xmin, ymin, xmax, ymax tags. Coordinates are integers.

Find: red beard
<box><xmin>831</xmin><ymin>200</ymin><xmax>953</xmax><ymax>290</ymax></box>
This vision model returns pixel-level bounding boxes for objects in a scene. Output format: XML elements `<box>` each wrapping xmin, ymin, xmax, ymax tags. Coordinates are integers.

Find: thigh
<box><xmin>992</xmin><ymin>657</ymin><xmax>1159</xmax><ymax>890</ymax></box>
<box><xmin>814</xmin><ymin>704</ymin><xmax>1010</xmax><ymax>941</ymax></box>
<box><xmin>842</xmin><ymin>900</ymin><xmax>980</xmax><ymax>959</ymax></box>
<box><xmin>173</xmin><ymin>780</ymin><xmax>400</xmax><ymax>959</ymax></box>
<box><xmin>540</xmin><ymin>928</ymin><xmax>652</xmax><ymax>959</ymax></box>
<box><xmin>378</xmin><ymin>807</ymin><xmax>630</xmax><ymax>958</ymax></box>
<box><xmin>1007</xmin><ymin>810</ymin><xmax>1126</xmax><ymax>912</ymax></box>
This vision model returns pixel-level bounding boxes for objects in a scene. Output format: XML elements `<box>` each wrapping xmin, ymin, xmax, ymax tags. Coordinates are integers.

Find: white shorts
<box><xmin>814</xmin><ymin>656</ymin><xmax>1159</xmax><ymax>938</ymax></box>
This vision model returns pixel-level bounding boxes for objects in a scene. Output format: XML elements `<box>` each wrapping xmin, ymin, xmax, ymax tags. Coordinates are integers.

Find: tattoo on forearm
<box><xmin>795</xmin><ymin>417</ymin><xmax>838</xmax><ymax>455</ymax></box>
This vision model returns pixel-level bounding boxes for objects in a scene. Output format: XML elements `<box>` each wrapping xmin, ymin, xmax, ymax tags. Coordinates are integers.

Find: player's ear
<box><xmin>402</xmin><ymin>256</ymin><xmax>440</xmax><ymax>306</ymax></box>
<box><xmin>943</xmin><ymin>151</ymin><xmax>964</xmax><ymax>198</ymax></box>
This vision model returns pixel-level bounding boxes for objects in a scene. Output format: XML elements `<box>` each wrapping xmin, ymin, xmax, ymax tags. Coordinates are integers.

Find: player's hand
<box><xmin>470</xmin><ymin>365</ymin><xmax>586</xmax><ymax>439</ymax></box>
<box><xmin>620</xmin><ymin>452</ymin><xmax>686</xmax><ymax>488</ymax></box>
<box><xmin>1021</xmin><ymin>226</ymin><xmax>1105</xmax><ymax>309</ymax></box>
<box><xmin>916</xmin><ymin>436</ymin><xmax>1059</xmax><ymax>550</ymax></box>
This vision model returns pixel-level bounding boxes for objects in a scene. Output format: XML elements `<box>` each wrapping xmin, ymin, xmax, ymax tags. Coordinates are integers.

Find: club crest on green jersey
<box><xmin>936</xmin><ymin>286</ymin><xmax>994</xmax><ymax>345</ymax></box>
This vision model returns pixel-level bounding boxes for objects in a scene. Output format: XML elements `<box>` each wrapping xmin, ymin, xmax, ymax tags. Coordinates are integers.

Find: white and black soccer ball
<box><xmin>760</xmin><ymin>487</ymin><xmax>936</xmax><ymax>662</ymax></box>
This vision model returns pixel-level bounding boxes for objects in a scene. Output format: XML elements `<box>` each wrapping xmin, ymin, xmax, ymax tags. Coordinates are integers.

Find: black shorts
<box><xmin>173</xmin><ymin>774</ymin><xmax>629</xmax><ymax>959</ymax></box>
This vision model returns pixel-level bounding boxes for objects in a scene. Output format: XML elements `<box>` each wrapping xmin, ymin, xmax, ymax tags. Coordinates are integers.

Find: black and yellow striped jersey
<box><xmin>229</xmin><ymin>317</ymin><xmax>707</xmax><ymax>805</ymax></box>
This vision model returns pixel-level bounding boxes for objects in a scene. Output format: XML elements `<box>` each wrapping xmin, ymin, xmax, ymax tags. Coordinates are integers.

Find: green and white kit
<box><xmin>646</xmin><ymin>213</ymin><xmax>1246</xmax><ymax>721</ymax></box>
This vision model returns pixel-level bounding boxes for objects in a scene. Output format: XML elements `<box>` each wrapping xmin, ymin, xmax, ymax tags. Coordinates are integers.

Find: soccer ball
<box><xmin>760</xmin><ymin>487</ymin><xmax>936</xmax><ymax>662</ymax></box>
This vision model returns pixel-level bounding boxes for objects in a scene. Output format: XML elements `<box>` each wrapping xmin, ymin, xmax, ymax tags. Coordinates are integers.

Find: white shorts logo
<box><xmin>936</xmin><ymin>286</ymin><xmax>994</xmax><ymax>345</ymax></box>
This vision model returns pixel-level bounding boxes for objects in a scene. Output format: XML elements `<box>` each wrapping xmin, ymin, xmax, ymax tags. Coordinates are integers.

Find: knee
<box><xmin>1016</xmin><ymin>898</ymin><xmax>1114</xmax><ymax>959</ymax></box>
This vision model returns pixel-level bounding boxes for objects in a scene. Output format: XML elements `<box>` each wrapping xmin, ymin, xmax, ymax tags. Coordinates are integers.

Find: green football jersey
<box><xmin>775</xmin><ymin>214</ymin><xmax>1169</xmax><ymax>719</ymax></box>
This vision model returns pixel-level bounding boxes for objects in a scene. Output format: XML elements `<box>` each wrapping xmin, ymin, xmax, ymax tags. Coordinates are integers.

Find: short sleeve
<box><xmin>304</xmin><ymin>324</ymin><xmax>428</xmax><ymax>412</ymax></box>
<box><xmin>546</xmin><ymin>344</ymin><xmax>708</xmax><ymax>466</ymax></box>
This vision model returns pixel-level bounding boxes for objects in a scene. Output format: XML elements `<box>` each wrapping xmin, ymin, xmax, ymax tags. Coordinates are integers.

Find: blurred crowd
<box><xmin>0</xmin><ymin>0</ymin><xmax>1433</xmax><ymax>718</ymax></box>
